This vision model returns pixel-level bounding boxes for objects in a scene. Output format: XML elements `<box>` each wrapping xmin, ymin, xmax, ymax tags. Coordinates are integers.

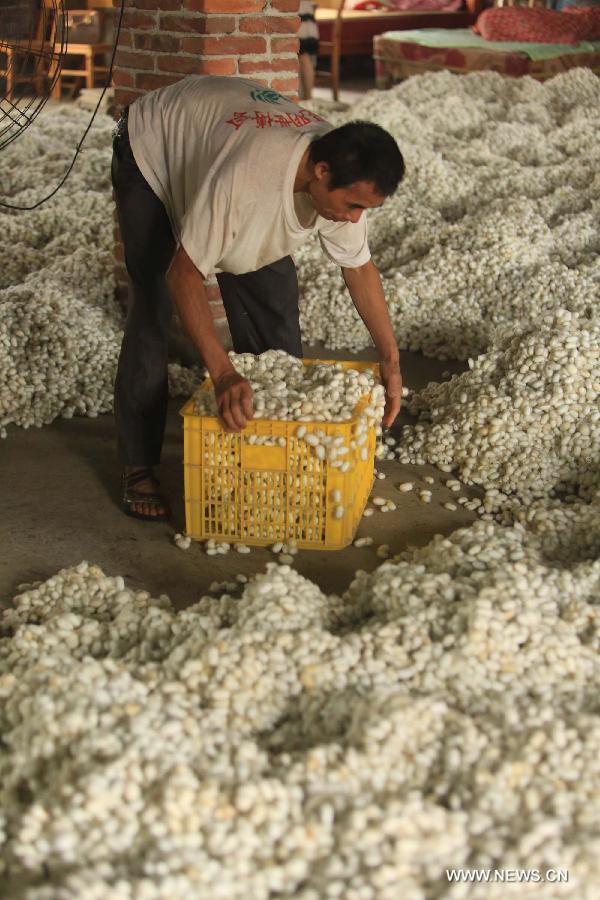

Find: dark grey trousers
<box><xmin>111</xmin><ymin>115</ymin><xmax>303</xmax><ymax>466</ymax></box>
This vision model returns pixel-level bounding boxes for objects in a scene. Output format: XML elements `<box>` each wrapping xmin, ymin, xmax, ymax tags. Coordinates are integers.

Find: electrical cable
<box><xmin>0</xmin><ymin>0</ymin><xmax>125</xmax><ymax>211</ymax></box>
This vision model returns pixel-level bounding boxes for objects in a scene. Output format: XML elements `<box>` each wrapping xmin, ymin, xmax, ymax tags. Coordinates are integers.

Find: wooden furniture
<box><xmin>315</xmin><ymin>3</ymin><xmax>476</xmax><ymax>98</ymax></box>
<box><xmin>0</xmin><ymin>3</ymin><xmax>113</xmax><ymax>101</ymax></box>
<box><xmin>49</xmin><ymin>9</ymin><xmax>112</xmax><ymax>100</ymax></box>
<box><xmin>315</xmin><ymin>0</ymin><xmax>346</xmax><ymax>101</ymax></box>
<box><xmin>0</xmin><ymin>0</ymin><xmax>55</xmax><ymax>99</ymax></box>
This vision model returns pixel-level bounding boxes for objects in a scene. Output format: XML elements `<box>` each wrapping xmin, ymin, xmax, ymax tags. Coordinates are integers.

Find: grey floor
<box><xmin>0</xmin><ymin>344</ymin><xmax>482</xmax><ymax>610</ymax></box>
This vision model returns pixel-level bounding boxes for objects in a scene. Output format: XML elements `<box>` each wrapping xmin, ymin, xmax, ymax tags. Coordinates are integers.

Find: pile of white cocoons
<box><xmin>397</xmin><ymin>308</ymin><xmax>600</xmax><ymax>512</ymax></box>
<box><xmin>1</xmin><ymin>494</ymin><xmax>599</xmax><ymax>896</ymax></box>
<box><xmin>194</xmin><ymin>349</ymin><xmax>381</xmax><ymax>423</ymax></box>
<box><xmin>297</xmin><ymin>68</ymin><xmax>600</xmax><ymax>361</ymax></box>
<box><xmin>0</xmin><ymin>106</ymin><xmax>198</xmax><ymax>439</ymax></box>
<box><xmin>298</xmin><ymin>67</ymin><xmax>600</xmax><ymax>517</ymax></box>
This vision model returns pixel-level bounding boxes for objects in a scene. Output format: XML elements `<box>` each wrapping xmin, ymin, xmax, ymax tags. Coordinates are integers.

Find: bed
<box><xmin>373</xmin><ymin>26</ymin><xmax>600</xmax><ymax>83</ymax></box>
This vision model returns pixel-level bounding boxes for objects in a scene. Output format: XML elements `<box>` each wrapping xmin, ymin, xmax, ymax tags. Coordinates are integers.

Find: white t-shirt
<box><xmin>128</xmin><ymin>75</ymin><xmax>371</xmax><ymax>276</ymax></box>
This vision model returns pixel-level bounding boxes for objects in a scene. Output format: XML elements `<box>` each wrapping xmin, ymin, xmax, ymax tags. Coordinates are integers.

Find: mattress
<box><xmin>374</xmin><ymin>27</ymin><xmax>600</xmax><ymax>79</ymax></box>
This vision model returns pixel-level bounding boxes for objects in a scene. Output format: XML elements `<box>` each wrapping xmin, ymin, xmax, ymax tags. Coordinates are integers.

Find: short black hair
<box><xmin>308</xmin><ymin>121</ymin><xmax>405</xmax><ymax>197</ymax></box>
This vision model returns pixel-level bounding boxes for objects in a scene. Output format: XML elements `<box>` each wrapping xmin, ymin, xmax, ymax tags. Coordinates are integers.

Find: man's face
<box><xmin>308</xmin><ymin>163</ymin><xmax>386</xmax><ymax>224</ymax></box>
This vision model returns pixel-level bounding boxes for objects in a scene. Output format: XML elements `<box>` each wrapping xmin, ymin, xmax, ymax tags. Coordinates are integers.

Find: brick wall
<box><xmin>112</xmin><ymin>0</ymin><xmax>301</xmax><ymax>337</ymax></box>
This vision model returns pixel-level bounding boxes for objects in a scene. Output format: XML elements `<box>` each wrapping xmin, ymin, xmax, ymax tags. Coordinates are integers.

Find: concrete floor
<box><xmin>311</xmin><ymin>74</ymin><xmax>377</xmax><ymax>107</ymax></box>
<box><xmin>0</xmin><ymin>344</ymin><xmax>483</xmax><ymax>610</ymax></box>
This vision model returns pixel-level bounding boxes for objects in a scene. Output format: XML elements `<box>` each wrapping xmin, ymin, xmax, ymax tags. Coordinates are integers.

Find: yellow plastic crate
<box><xmin>180</xmin><ymin>359</ymin><xmax>380</xmax><ymax>550</ymax></box>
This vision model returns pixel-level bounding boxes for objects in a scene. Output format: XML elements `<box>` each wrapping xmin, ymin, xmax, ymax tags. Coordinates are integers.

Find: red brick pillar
<box><xmin>112</xmin><ymin>0</ymin><xmax>301</xmax><ymax>335</ymax></box>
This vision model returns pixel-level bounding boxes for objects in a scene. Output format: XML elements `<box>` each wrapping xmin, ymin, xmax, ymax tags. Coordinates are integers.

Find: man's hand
<box><xmin>213</xmin><ymin>371</ymin><xmax>254</xmax><ymax>432</ymax></box>
<box><xmin>379</xmin><ymin>359</ymin><xmax>402</xmax><ymax>428</ymax></box>
<box><xmin>341</xmin><ymin>261</ymin><xmax>402</xmax><ymax>427</ymax></box>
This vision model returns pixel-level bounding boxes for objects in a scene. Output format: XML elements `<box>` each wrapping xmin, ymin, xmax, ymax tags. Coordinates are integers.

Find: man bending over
<box><xmin>111</xmin><ymin>75</ymin><xmax>405</xmax><ymax>520</ymax></box>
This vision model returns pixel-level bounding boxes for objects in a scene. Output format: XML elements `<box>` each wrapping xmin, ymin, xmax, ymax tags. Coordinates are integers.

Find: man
<box><xmin>111</xmin><ymin>75</ymin><xmax>405</xmax><ymax>521</ymax></box>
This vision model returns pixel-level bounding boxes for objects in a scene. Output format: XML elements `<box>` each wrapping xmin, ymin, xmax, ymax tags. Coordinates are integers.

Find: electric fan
<box><xmin>0</xmin><ymin>0</ymin><xmax>67</xmax><ymax>150</ymax></box>
<box><xmin>0</xmin><ymin>0</ymin><xmax>123</xmax><ymax>208</ymax></box>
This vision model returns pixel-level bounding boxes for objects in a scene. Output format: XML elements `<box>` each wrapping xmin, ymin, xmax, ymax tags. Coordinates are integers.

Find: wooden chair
<box><xmin>314</xmin><ymin>0</ymin><xmax>346</xmax><ymax>101</ymax></box>
<box><xmin>48</xmin><ymin>8</ymin><xmax>112</xmax><ymax>100</ymax></box>
<box><xmin>0</xmin><ymin>0</ymin><xmax>56</xmax><ymax>100</ymax></box>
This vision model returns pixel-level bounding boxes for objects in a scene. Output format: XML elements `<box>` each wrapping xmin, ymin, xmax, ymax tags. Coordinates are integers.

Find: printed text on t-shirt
<box><xmin>225</xmin><ymin>109</ymin><xmax>326</xmax><ymax>130</ymax></box>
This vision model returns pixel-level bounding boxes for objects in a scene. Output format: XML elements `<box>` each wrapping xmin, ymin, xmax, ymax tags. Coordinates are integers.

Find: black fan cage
<box><xmin>0</xmin><ymin>0</ymin><xmax>66</xmax><ymax>150</ymax></box>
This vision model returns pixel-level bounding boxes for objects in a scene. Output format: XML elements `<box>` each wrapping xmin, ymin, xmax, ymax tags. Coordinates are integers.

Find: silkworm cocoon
<box><xmin>398</xmin><ymin>482</ymin><xmax>414</xmax><ymax>493</ymax></box>
<box><xmin>279</xmin><ymin>554</ymin><xmax>294</xmax><ymax>564</ymax></box>
<box><xmin>363</xmin><ymin>507</ymin><xmax>375</xmax><ymax>517</ymax></box>
<box><xmin>443</xmin><ymin>502</ymin><xmax>458</xmax><ymax>511</ymax></box>
<box><xmin>376</xmin><ymin>544</ymin><xmax>390</xmax><ymax>559</ymax></box>
<box><xmin>174</xmin><ymin>536</ymin><xmax>191</xmax><ymax>550</ymax></box>
<box><xmin>271</xmin><ymin>542</ymin><xmax>283</xmax><ymax>554</ymax></box>
<box><xmin>353</xmin><ymin>536</ymin><xmax>373</xmax><ymax>548</ymax></box>
<box><xmin>334</xmin><ymin>505</ymin><xmax>344</xmax><ymax>519</ymax></box>
<box><xmin>332</xmin><ymin>489</ymin><xmax>342</xmax><ymax>503</ymax></box>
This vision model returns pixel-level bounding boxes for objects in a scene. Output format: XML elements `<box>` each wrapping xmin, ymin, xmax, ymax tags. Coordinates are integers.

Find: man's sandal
<box><xmin>122</xmin><ymin>468</ymin><xmax>171</xmax><ymax>522</ymax></box>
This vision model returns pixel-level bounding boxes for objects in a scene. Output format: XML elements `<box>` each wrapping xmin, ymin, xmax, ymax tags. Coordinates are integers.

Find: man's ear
<box><xmin>313</xmin><ymin>161</ymin><xmax>330</xmax><ymax>182</ymax></box>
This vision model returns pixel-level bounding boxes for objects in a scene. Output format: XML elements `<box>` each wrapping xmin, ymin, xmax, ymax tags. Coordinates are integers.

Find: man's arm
<box><xmin>166</xmin><ymin>245</ymin><xmax>253</xmax><ymax>432</ymax></box>
<box><xmin>341</xmin><ymin>258</ymin><xmax>402</xmax><ymax>428</ymax></box>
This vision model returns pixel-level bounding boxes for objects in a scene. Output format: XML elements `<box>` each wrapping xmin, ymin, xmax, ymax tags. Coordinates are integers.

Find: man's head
<box><xmin>307</xmin><ymin>121</ymin><xmax>404</xmax><ymax>224</ymax></box>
